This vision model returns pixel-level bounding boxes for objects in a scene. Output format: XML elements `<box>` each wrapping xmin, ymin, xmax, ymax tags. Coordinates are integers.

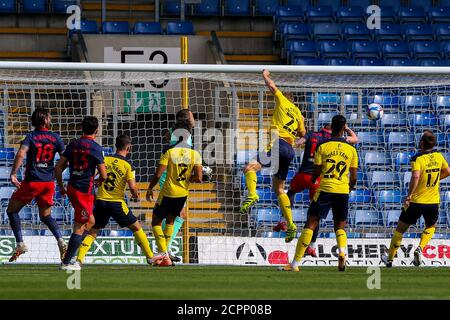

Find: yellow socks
<box><xmin>133</xmin><ymin>228</ymin><xmax>154</xmax><ymax>259</ymax></box>
<box><xmin>293</xmin><ymin>228</ymin><xmax>314</xmax><ymax>264</ymax></box>
<box><xmin>164</xmin><ymin>224</ymin><xmax>174</xmax><ymax>246</ymax></box>
<box><xmin>388</xmin><ymin>230</ymin><xmax>404</xmax><ymax>261</ymax></box>
<box><xmin>278</xmin><ymin>193</ymin><xmax>293</xmax><ymax>226</ymax></box>
<box><xmin>152</xmin><ymin>225</ymin><xmax>167</xmax><ymax>253</ymax></box>
<box><xmin>76</xmin><ymin>234</ymin><xmax>95</xmax><ymax>264</ymax></box>
<box><xmin>335</xmin><ymin>229</ymin><xmax>347</xmax><ymax>257</ymax></box>
<box><xmin>245</xmin><ymin>171</ymin><xmax>257</xmax><ymax>198</ymax></box>
<box><xmin>419</xmin><ymin>226</ymin><xmax>435</xmax><ymax>250</ymax></box>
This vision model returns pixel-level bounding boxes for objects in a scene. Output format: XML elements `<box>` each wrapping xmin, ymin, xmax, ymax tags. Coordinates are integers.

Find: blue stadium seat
<box><xmin>408</xmin><ymin>113</ymin><xmax>438</xmax><ymax>128</ymax></box>
<box><xmin>442</xmin><ymin>42</ymin><xmax>450</xmax><ymax>59</ymax></box>
<box><xmin>0</xmin><ymin>186</ymin><xmax>14</xmax><ymax>201</ymax></box>
<box><xmin>282</xmin><ymin>23</ymin><xmax>311</xmax><ymax>45</ymax></box>
<box><xmin>0</xmin><ymin>166</ymin><xmax>10</xmax><ymax>183</ymax></box>
<box><xmin>294</xmin><ymin>190</ymin><xmax>311</xmax><ymax>205</ymax></box>
<box><xmin>255</xmin><ymin>0</ymin><xmax>279</xmax><ymax>16</ymax></box>
<box><xmin>0</xmin><ymin>0</ymin><xmax>15</xmax><ymax>12</ymax></box>
<box><xmin>356</xmin><ymin>170</ymin><xmax>368</xmax><ymax>189</ymax></box>
<box><xmin>343</xmin><ymin>23</ymin><xmax>372</xmax><ymax>41</ymax></box>
<box><xmin>378</xmin><ymin>0</ymin><xmax>401</xmax><ymax>11</ymax></box>
<box><xmin>306</xmin><ymin>5</ymin><xmax>334</xmax><ymax>23</ymax></box>
<box><xmin>381</xmin><ymin>113</ymin><xmax>407</xmax><ymax>129</ymax></box>
<box><xmin>286</xmin><ymin>0</ymin><xmax>308</xmax><ymax>5</ymax></box>
<box><xmin>411</xmin><ymin>41</ymin><xmax>442</xmax><ymax>59</ymax></box>
<box><xmin>388</xmin><ymin>132</ymin><xmax>415</xmax><ymax>149</ymax></box>
<box><xmin>163</xmin><ymin>0</ymin><xmax>181</xmax><ymax>16</ymax></box>
<box><xmin>276</xmin><ymin>6</ymin><xmax>304</xmax><ymax>25</ymax></box>
<box><xmin>22</xmin><ymin>0</ymin><xmax>47</xmax><ymax>13</ymax></box>
<box><xmin>224</xmin><ymin>0</ymin><xmax>251</xmax><ymax>16</ymax></box>
<box><xmin>344</xmin><ymin>93</ymin><xmax>365</xmax><ymax>109</ymax></box>
<box><xmin>398</xmin><ymin>7</ymin><xmax>427</xmax><ymax>24</ymax></box>
<box><xmin>292</xmin><ymin>57</ymin><xmax>325</xmax><ymax>65</ymax></box>
<box><xmin>378</xmin><ymin>6</ymin><xmax>397</xmax><ymax>23</ymax></box>
<box><xmin>166</xmin><ymin>21</ymin><xmax>195</xmax><ymax>35</ymax></box>
<box><xmin>403</xmin><ymin>23</ymin><xmax>434</xmax><ymax>41</ymax></box>
<box><xmin>317</xmin><ymin>0</ymin><xmax>341</xmax><ymax>11</ymax></box>
<box><xmin>368</xmin><ymin>93</ymin><xmax>399</xmax><ymax>110</ymax></box>
<box><xmin>80</xmin><ymin>20</ymin><xmax>99</xmax><ymax>34</ymax></box>
<box><xmin>347</xmin><ymin>0</ymin><xmax>371</xmax><ymax>6</ymax></box>
<box><xmin>376</xmin><ymin>190</ymin><xmax>402</xmax><ymax>207</ymax></box>
<box><xmin>287</xmin><ymin>40</ymin><xmax>317</xmax><ymax>62</ymax></box>
<box><xmin>347</xmin><ymin>112</ymin><xmax>375</xmax><ymax>130</ymax></box>
<box><xmin>357</xmin><ymin>131</ymin><xmax>384</xmax><ymax>150</ymax></box>
<box><xmin>409</xmin><ymin>0</ymin><xmax>432</xmax><ymax>11</ymax></box>
<box><xmin>256</xmin><ymin>208</ymin><xmax>282</xmax><ymax>226</ymax></box>
<box><xmin>336</xmin><ymin>6</ymin><xmax>365</xmax><ymax>23</ymax></box>
<box><xmin>418</xmin><ymin>59</ymin><xmax>449</xmax><ymax>66</ymax></box>
<box><xmin>257</xmin><ymin>188</ymin><xmax>277</xmax><ymax>202</ymax></box>
<box><xmin>374</xmin><ymin>24</ymin><xmax>402</xmax><ymax>41</ymax></box>
<box><xmin>291</xmin><ymin>208</ymin><xmax>307</xmax><ymax>224</ymax></box>
<box><xmin>51</xmin><ymin>206</ymin><xmax>66</xmax><ymax>222</ymax></box>
<box><xmin>402</xmin><ymin>94</ymin><xmax>431</xmax><ymax>112</ymax></box>
<box><xmin>441</xmin><ymin>114</ymin><xmax>450</xmax><ymax>131</ymax></box>
<box><xmin>435</xmin><ymin>94</ymin><xmax>450</xmax><ymax>112</ymax></box>
<box><xmin>312</xmin><ymin>23</ymin><xmax>342</xmax><ymax>40</ymax></box>
<box><xmin>435</xmin><ymin>24</ymin><xmax>450</xmax><ymax>41</ymax></box>
<box><xmin>381</xmin><ymin>41</ymin><xmax>410</xmax><ymax>59</ymax></box>
<box><xmin>0</xmin><ymin>148</ymin><xmax>14</xmax><ymax>162</ymax></box>
<box><xmin>53</xmin><ymin>0</ymin><xmax>76</xmax><ymax>13</ymax></box>
<box><xmin>349</xmin><ymin>189</ymin><xmax>372</xmax><ymax>208</ymax></box>
<box><xmin>102</xmin><ymin>21</ymin><xmax>129</xmax><ymax>34</ymax></box>
<box><xmin>439</xmin><ymin>0</ymin><xmax>450</xmax><ymax>6</ymax></box>
<box><xmin>402</xmin><ymin>171</ymin><xmax>412</xmax><ymax>190</ymax></box>
<box><xmin>385</xmin><ymin>58</ymin><xmax>417</xmax><ymax>66</ymax></box>
<box><xmin>369</xmin><ymin>171</ymin><xmax>399</xmax><ymax>189</ymax></box>
<box><xmin>355</xmin><ymin>58</ymin><xmax>385</xmax><ymax>65</ymax></box>
<box><xmin>394</xmin><ymin>151</ymin><xmax>414</xmax><ymax>171</ymax></box>
<box><xmin>429</xmin><ymin>7</ymin><xmax>450</xmax><ymax>24</ymax></box>
<box><xmin>133</xmin><ymin>22</ymin><xmax>163</xmax><ymax>35</ymax></box>
<box><xmin>307</xmin><ymin>92</ymin><xmax>341</xmax><ymax>108</ymax></box>
<box><xmin>194</xmin><ymin>0</ymin><xmax>220</xmax><ymax>16</ymax></box>
<box><xmin>354</xmin><ymin>210</ymin><xmax>382</xmax><ymax>226</ymax></box>
<box><xmin>364</xmin><ymin>152</ymin><xmax>393</xmax><ymax>171</ymax></box>
<box><xmin>318</xmin><ymin>112</ymin><xmax>338</xmax><ymax>128</ymax></box>
<box><xmin>325</xmin><ymin>58</ymin><xmax>355</xmax><ymax>65</ymax></box>
<box><xmin>351</xmin><ymin>41</ymin><xmax>379</xmax><ymax>58</ymax></box>
<box><xmin>319</xmin><ymin>40</ymin><xmax>349</xmax><ymax>58</ymax></box>
<box><xmin>385</xmin><ymin>210</ymin><xmax>401</xmax><ymax>227</ymax></box>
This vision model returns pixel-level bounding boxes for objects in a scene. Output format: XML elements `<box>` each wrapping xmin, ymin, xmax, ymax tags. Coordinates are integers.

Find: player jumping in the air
<box><xmin>239</xmin><ymin>69</ymin><xmax>306</xmax><ymax>243</ymax></box>
<box><xmin>146</xmin><ymin>109</ymin><xmax>203</xmax><ymax>266</ymax></box>
<box><xmin>280</xmin><ymin>115</ymin><xmax>358</xmax><ymax>272</ymax></box>
<box><xmin>382</xmin><ymin>130</ymin><xmax>450</xmax><ymax>267</ymax></box>
<box><xmin>7</xmin><ymin>108</ymin><xmax>67</xmax><ymax>262</ymax></box>
<box><xmin>274</xmin><ymin>124</ymin><xmax>359</xmax><ymax>257</ymax></box>
<box><xmin>71</xmin><ymin>134</ymin><xmax>157</xmax><ymax>269</ymax></box>
<box><xmin>55</xmin><ymin>116</ymin><xmax>107</xmax><ymax>270</ymax></box>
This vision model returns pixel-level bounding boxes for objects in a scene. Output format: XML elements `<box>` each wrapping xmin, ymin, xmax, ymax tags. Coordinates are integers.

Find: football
<box><xmin>367</xmin><ymin>103</ymin><xmax>384</xmax><ymax>121</ymax></box>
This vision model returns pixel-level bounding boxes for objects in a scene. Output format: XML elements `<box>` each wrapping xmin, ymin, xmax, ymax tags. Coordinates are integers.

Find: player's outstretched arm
<box><xmin>345</xmin><ymin>125</ymin><xmax>359</xmax><ymax>145</ymax></box>
<box><xmin>262</xmin><ymin>69</ymin><xmax>277</xmax><ymax>95</ymax></box>
<box><xmin>440</xmin><ymin>166</ymin><xmax>450</xmax><ymax>180</ymax></box>
<box><xmin>96</xmin><ymin>163</ymin><xmax>107</xmax><ymax>183</ymax></box>
<box><xmin>406</xmin><ymin>170</ymin><xmax>421</xmax><ymax>205</ymax></box>
<box><xmin>128</xmin><ymin>178</ymin><xmax>139</xmax><ymax>201</ymax></box>
<box><xmin>10</xmin><ymin>145</ymin><xmax>28</xmax><ymax>188</ymax></box>
<box><xmin>55</xmin><ymin>156</ymin><xmax>68</xmax><ymax>195</ymax></box>
<box><xmin>190</xmin><ymin>164</ymin><xmax>203</xmax><ymax>183</ymax></box>
<box><xmin>146</xmin><ymin>164</ymin><xmax>167</xmax><ymax>201</ymax></box>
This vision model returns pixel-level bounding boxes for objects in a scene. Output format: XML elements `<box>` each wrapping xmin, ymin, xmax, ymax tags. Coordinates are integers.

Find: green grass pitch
<box><xmin>0</xmin><ymin>265</ymin><xmax>450</xmax><ymax>299</ymax></box>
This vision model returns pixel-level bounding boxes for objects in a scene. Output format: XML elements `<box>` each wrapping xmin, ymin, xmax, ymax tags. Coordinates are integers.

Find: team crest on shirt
<box><xmin>81</xmin><ymin>209</ymin><xmax>89</xmax><ymax>220</ymax></box>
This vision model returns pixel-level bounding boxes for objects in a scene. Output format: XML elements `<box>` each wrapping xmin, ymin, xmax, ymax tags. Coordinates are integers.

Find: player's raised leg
<box><xmin>239</xmin><ymin>161</ymin><xmax>262</xmax><ymax>214</ymax></box>
<box><xmin>6</xmin><ymin>200</ymin><xmax>28</xmax><ymax>262</ymax></box>
<box><xmin>39</xmin><ymin>206</ymin><xmax>66</xmax><ymax>260</ymax></box>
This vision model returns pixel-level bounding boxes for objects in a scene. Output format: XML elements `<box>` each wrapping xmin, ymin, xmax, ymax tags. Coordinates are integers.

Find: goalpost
<box><xmin>1</xmin><ymin>62</ymin><xmax>450</xmax><ymax>267</ymax></box>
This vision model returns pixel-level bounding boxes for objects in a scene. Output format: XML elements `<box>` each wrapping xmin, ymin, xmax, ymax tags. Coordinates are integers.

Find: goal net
<box><xmin>1</xmin><ymin>63</ymin><xmax>450</xmax><ymax>266</ymax></box>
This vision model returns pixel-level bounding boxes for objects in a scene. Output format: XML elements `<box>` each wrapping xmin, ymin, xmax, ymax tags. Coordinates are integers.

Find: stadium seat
<box><xmin>0</xmin><ymin>0</ymin><xmax>15</xmax><ymax>12</ymax></box>
<box><xmin>51</xmin><ymin>206</ymin><xmax>66</xmax><ymax>222</ymax></box>
<box><xmin>408</xmin><ymin>113</ymin><xmax>438</xmax><ymax>128</ymax></box>
<box><xmin>312</xmin><ymin>23</ymin><xmax>342</xmax><ymax>40</ymax></box>
<box><xmin>166</xmin><ymin>21</ymin><xmax>195</xmax><ymax>35</ymax></box>
<box><xmin>435</xmin><ymin>94</ymin><xmax>450</xmax><ymax>112</ymax></box>
<box><xmin>409</xmin><ymin>0</ymin><xmax>432</xmax><ymax>11</ymax></box>
<box><xmin>344</xmin><ymin>93</ymin><xmax>365</xmax><ymax>109</ymax></box>
<box><xmin>351</xmin><ymin>41</ymin><xmax>379</xmax><ymax>58</ymax></box>
<box><xmin>394</xmin><ymin>151</ymin><xmax>414</xmax><ymax>171</ymax></box>
<box><xmin>318</xmin><ymin>112</ymin><xmax>338</xmax><ymax>128</ymax></box>
<box><xmin>22</xmin><ymin>0</ymin><xmax>47</xmax><ymax>13</ymax></box>
<box><xmin>325</xmin><ymin>58</ymin><xmax>355</xmax><ymax>65</ymax></box>
<box><xmin>385</xmin><ymin>58</ymin><xmax>417</xmax><ymax>66</ymax></box>
<box><xmin>378</xmin><ymin>6</ymin><xmax>397</xmax><ymax>23</ymax></box>
<box><xmin>336</xmin><ymin>6</ymin><xmax>365</xmax><ymax>23</ymax></box>
<box><xmin>292</xmin><ymin>57</ymin><xmax>325</xmax><ymax>65</ymax></box>
<box><xmin>368</xmin><ymin>93</ymin><xmax>399</xmax><ymax>111</ymax></box>
<box><xmin>402</xmin><ymin>94</ymin><xmax>431</xmax><ymax>112</ymax></box>
<box><xmin>354</xmin><ymin>210</ymin><xmax>382</xmax><ymax>226</ymax></box>
<box><xmin>364</xmin><ymin>152</ymin><xmax>393</xmax><ymax>171</ymax></box>
<box><xmin>0</xmin><ymin>186</ymin><xmax>14</xmax><ymax>201</ymax></box>
<box><xmin>256</xmin><ymin>208</ymin><xmax>282</xmax><ymax>227</ymax></box>
<box><xmin>388</xmin><ymin>132</ymin><xmax>415</xmax><ymax>150</ymax></box>
<box><xmin>418</xmin><ymin>59</ymin><xmax>449</xmax><ymax>66</ymax></box>
<box><xmin>349</xmin><ymin>189</ymin><xmax>372</xmax><ymax>208</ymax></box>
<box><xmin>356</xmin><ymin>170</ymin><xmax>368</xmax><ymax>189</ymax></box>
<box><xmin>276</xmin><ymin>6</ymin><xmax>304</xmax><ymax>26</ymax></box>
<box><xmin>317</xmin><ymin>0</ymin><xmax>341</xmax><ymax>11</ymax></box>
<box><xmin>355</xmin><ymin>58</ymin><xmax>385</xmax><ymax>66</ymax></box>
<box><xmin>319</xmin><ymin>41</ymin><xmax>349</xmax><ymax>58</ymax></box>
<box><xmin>282</xmin><ymin>23</ymin><xmax>311</xmax><ymax>45</ymax></box>
<box><xmin>133</xmin><ymin>22</ymin><xmax>163</xmax><ymax>35</ymax></box>
<box><xmin>80</xmin><ymin>20</ymin><xmax>99</xmax><ymax>34</ymax></box>
<box><xmin>224</xmin><ymin>0</ymin><xmax>251</xmax><ymax>16</ymax></box>
<box><xmin>306</xmin><ymin>5</ymin><xmax>334</xmax><ymax>23</ymax></box>
<box><xmin>0</xmin><ymin>148</ymin><xmax>14</xmax><ymax>162</ymax></box>
<box><xmin>381</xmin><ymin>41</ymin><xmax>410</xmax><ymax>59</ymax></box>
<box><xmin>378</xmin><ymin>0</ymin><xmax>401</xmax><ymax>11</ymax></box>
<box><xmin>398</xmin><ymin>7</ymin><xmax>427</xmax><ymax>24</ymax></box>
<box><xmin>411</xmin><ymin>41</ymin><xmax>442</xmax><ymax>59</ymax></box>
<box><xmin>0</xmin><ymin>166</ymin><xmax>10</xmax><ymax>183</ymax></box>
<box><xmin>292</xmin><ymin>208</ymin><xmax>307</xmax><ymax>223</ymax></box>
<box><xmin>255</xmin><ymin>0</ymin><xmax>279</xmax><ymax>16</ymax></box>
<box><xmin>376</xmin><ymin>190</ymin><xmax>402</xmax><ymax>208</ymax></box>
<box><xmin>287</xmin><ymin>40</ymin><xmax>317</xmax><ymax>62</ymax></box>
<box><xmin>429</xmin><ymin>7</ymin><xmax>450</xmax><ymax>24</ymax></box>
<box><xmin>307</xmin><ymin>92</ymin><xmax>341</xmax><ymax>109</ymax></box>
<box><xmin>294</xmin><ymin>190</ymin><xmax>311</xmax><ymax>205</ymax></box>
<box><xmin>357</xmin><ymin>131</ymin><xmax>384</xmax><ymax>150</ymax></box>
<box><xmin>385</xmin><ymin>210</ymin><xmax>401</xmax><ymax>227</ymax></box>
<box><xmin>343</xmin><ymin>23</ymin><xmax>372</xmax><ymax>41</ymax></box>
<box><xmin>102</xmin><ymin>21</ymin><xmax>129</xmax><ymax>34</ymax></box>
<box><xmin>435</xmin><ymin>24</ymin><xmax>450</xmax><ymax>41</ymax></box>
<box><xmin>442</xmin><ymin>42</ymin><xmax>450</xmax><ymax>59</ymax></box>
<box><xmin>163</xmin><ymin>0</ymin><xmax>181</xmax><ymax>16</ymax></box>
<box><xmin>53</xmin><ymin>0</ymin><xmax>76</xmax><ymax>13</ymax></box>
<box><xmin>347</xmin><ymin>112</ymin><xmax>375</xmax><ymax>130</ymax></box>
<box><xmin>441</xmin><ymin>114</ymin><xmax>450</xmax><ymax>131</ymax></box>
<box><xmin>194</xmin><ymin>0</ymin><xmax>220</xmax><ymax>16</ymax></box>
<box><xmin>403</xmin><ymin>23</ymin><xmax>434</xmax><ymax>41</ymax></box>
<box><xmin>369</xmin><ymin>171</ymin><xmax>400</xmax><ymax>189</ymax></box>
<box><xmin>374</xmin><ymin>24</ymin><xmax>403</xmax><ymax>41</ymax></box>
<box><xmin>257</xmin><ymin>188</ymin><xmax>277</xmax><ymax>203</ymax></box>
<box><xmin>401</xmin><ymin>171</ymin><xmax>412</xmax><ymax>190</ymax></box>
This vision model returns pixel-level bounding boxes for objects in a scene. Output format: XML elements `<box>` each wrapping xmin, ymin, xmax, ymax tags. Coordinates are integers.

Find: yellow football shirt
<box><xmin>97</xmin><ymin>154</ymin><xmax>135</xmax><ymax>202</ymax></box>
<box><xmin>158</xmin><ymin>146</ymin><xmax>202</xmax><ymax>199</ymax></box>
<box><xmin>270</xmin><ymin>90</ymin><xmax>305</xmax><ymax>146</ymax></box>
<box><xmin>314</xmin><ymin>138</ymin><xmax>358</xmax><ymax>195</ymax></box>
<box><xmin>410</xmin><ymin>151</ymin><xmax>448</xmax><ymax>204</ymax></box>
